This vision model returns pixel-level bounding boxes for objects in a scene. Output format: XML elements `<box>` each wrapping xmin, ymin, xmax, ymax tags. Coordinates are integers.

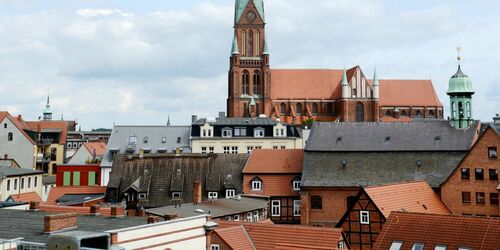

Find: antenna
<box><xmin>456</xmin><ymin>45</ymin><xmax>462</xmax><ymax>64</ymax></box>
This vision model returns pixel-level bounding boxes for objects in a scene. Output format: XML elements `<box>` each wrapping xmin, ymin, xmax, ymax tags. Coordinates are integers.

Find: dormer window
<box><xmin>274</xmin><ymin>125</ymin><xmax>287</xmax><ymax>137</ymax></box>
<box><xmin>138</xmin><ymin>193</ymin><xmax>147</xmax><ymax>200</ymax></box>
<box><xmin>143</xmin><ymin>137</ymin><xmax>149</xmax><ymax>143</ymax></box>
<box><xmin>201</xmin><ymin>124</ymin><xmax>214</xmax><ymax>138</ymax></box>
<box><xmin>234</xmin><ymin>127</ymin><xmax>247</xmax><ymax>137</ymax></box>
<box><xmin>251</xmin><ymin>177</ymin><xmax>262</xmax><ymax>191</ymax></box>
<box><xmin>128</xmin><ymin>136</ymin><xmax>137</xmax><ymax>144</ymax></box>
<box><xmin>172</xmin><ymin>192</ymin><xmax>181</xmax><ymax>199</ymax></box>
<box><xmin>208</xmin><ymin>192</ymin><xmax>218</xmax><ymax>199</ymax></box>
<box><xmin>292</xmin><ymin>177</ymin><xmax>301</xmax><ymax>191</ymax></box>
<box><xmin>254</xmin><ymin>128</ymin><xmax>265</xmax><ymax>137</ymax></box>
<box><xmin>225</xmin><ymin>189</ymin><xmax>235</xmax><ymax>198</ymax></box>
<box><xmin>161</xmin><ymin>137</ymin><xmax>167</xmax><ymax>143</ymax></box>
<box><xmin>222</xmin><ymin>128</ymin><xmax>232</xmax><ymax>138</ymax></box>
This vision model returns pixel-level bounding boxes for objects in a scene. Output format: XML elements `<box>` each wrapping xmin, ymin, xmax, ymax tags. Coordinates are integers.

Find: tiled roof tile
<box><xmin>84</xmin><ymin>142</ymin><xmax>107</xmax><ymax>156</ymax></box>
<box><xmin>243</xmin><ymin>149</ymin><xmax>303</xmax><ymax>174</ymax></box>
<box><xmin>378</xmin><ymin>79</ymin><xmax>442</xmax><ymax>107</ymax></box>
<box><xmin>46</xmin><ymin>186</ymin><xmax>107</xmax><ymax>205</ymax></box>
<box><xmin>270</xmin><ymin>69</ymin><xmax>344</xmax><ymax>99</ymax></box>
<box><xmin>215</xmin><ymin>225</ymin><xmax>255</xmax><ymax>250</ymax></box>
<box><xmin>9</xmin><ymin>192</ymin><xmax>42</xmax><ymax>203</ymax></box>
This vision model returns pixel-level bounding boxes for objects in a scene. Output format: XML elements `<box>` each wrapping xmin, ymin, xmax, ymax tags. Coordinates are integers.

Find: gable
<box><xmin>235</xmin><ymin>0</ymin><xmax>265</xmax><ymax>25</ymax></box>
<box><xmin>347</xmin><ymin>66</ymin><xmax>372</xmax><ymax>98</ymax></box>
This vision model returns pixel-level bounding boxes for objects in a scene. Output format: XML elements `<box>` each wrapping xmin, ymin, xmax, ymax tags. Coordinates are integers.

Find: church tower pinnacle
<box><xmin>447</xmin><ymin>47</ymin><xmax>474</xmax><ymax>129</ymax></box>
<box><xmin>43</xmin><ymin>94</ymin><xmax>53</xmax><ymax>121</ymax></box>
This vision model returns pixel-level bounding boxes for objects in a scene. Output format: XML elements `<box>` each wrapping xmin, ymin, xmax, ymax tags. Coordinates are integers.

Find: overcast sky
<box><xmin>0</xmin><ymin>0</ymin><xmax>498</xmax><ymax>129</ymax></box>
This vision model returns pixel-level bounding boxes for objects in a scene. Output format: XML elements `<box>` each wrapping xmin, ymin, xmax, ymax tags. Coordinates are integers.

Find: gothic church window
<box><xmin>253</xmin><ymin>71</ymin><xmax>261</xmax><ymax>95</ymax></box>
<box><xmin>280</xmin><ymin>103</ymin><xmax>286</xmax><ymax>115</ymax></box>
<box><xmin>296</xmin><ymin>103</ymin><xmax>302</xmax><ymax>115</ymax></box>
<box><xmin>312</xmin><ymin>103</ymin><xmax>318</xmax><ymax>115</ymax></box>
<box><xmin>256</xmin><ymin>31</ymin><xmax>260</xmax><ymax>55</ymax></box>
<box><xmin>241</xmin><ymin>31</ymin><xmax>246</xmax><ymax>55</ymax></box>
<box><xmin>248</xmin><ymin>30</ymin><xmax>254</xmax><ymax>56</ymax></box>
<box><xmin>242</xmin><ymin>71</ymin><xmax>249</xmax><ymax>95</ymax></box>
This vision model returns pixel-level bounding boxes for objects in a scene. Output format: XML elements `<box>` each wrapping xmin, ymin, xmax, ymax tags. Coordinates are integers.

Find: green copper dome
<box><xmin>447</xmin><ymin>65</ymin><xmax>474</xmax><ymax>94</ymax></box>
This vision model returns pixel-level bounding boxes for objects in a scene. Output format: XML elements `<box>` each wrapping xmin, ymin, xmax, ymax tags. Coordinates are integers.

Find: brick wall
<box><xmin>209</xmin><ymin>232</ymin><xmax>232</xmax><ymax>250</ymax></box>
<box><xmin>44</xmin><ymin>213</ymin><xmax>77</xmax><ymax>233</ymax></box>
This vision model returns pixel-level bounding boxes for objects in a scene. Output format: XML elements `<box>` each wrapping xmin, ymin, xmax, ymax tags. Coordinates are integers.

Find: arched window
<box><xmin>466</xmin><ymin>102</ymin><xmax>471</xmax><ymax>118</ymax></box>
<box><xmin>253</xmin><ymin>71</ymin><xmax>261</xmax><ymax>95</ymax></box>
<box><xmin>50</xmin><ymin>147</ymin><xmax>57</xmax><ymax>161</ymax></box>
<box><xmin>355</xmin><ymin>102</ymin><xmax>364</xmax><ymax>122</ymax></box>
<box><xmin>296</xmin><ymin>103</ymin><xmax>303</xmax><ymax>115</ymax></box>
<box><xmin>248</xmin><ymin>30</ymin><xmax>254</xmax><ymax>56</ymax></box>
<box><xmin>7</xmin><ymin>132</ymin><xmax>13</xmax><ymax>141</ymax></box>
<box><xmin>458</xmin><ymin>102</ymin><xmax>464</xmax><ymax>118</ymax></box>
<box><xmin>401</xmin><ymin>110</ymin><xmax>407</xmax><ymax>117</ymax></box>
<box><xmin>327</xmin><ymin>103</ymin><xmax>334</xmax><ymax>114</ymax></box>
<box><xmin>415</xmin><ymin>110</ymin><xmax>422</xmax><ymax>117</ymax></box>
<box><xmin>243</xmin><ymin>103</ymin><xmax>249</xmax><ymax>117</ymax></box>
<box><xmin>428</xmin><ymin>110</ymin><xmax>435</xmax><ymax>117</ymax></box>
<box><xmin>241</xmin><ymin>31</ymin><xmax>246</xmax><ymax>56</ymax></box>
<box><xmin>385</xmin><ymin>110</ymin><xmax>391</xmax><ymax>116</ymax></box>
<box><xmin>256</xmin><ymin>31</ymin><xmax>260</xmax><ymax>55</ymax></box>
<box><xmin>452</xmin><ymin>102</ymin><xmax>456</xmax><ymax>118</ymax></box>
<box><xmin>311</xmin><ymin>195</ymin><xmax>322</xmax><ymax>209</ymax></box>
<box><xmin>312</xmin><ymin>103</ymin><xmax>318</xmax><ymax>115</ymax></box>
<box><xmin>242</xmin><ymin>71</ymin><xmax>249</xmax><ymax>95</ymax></box>
<box><xmin>280</xmin><ymin>103</ymin><xmax>286</xmax><ymax>115</ymax></box>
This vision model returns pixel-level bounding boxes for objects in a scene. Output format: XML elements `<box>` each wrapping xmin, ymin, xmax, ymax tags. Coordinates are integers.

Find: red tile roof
<box><xmin>84</xmin><ymin>142</ymin><xmax>107</xmax><ymax>156</ymax></box>
<box><xmin>0</xmin><ymin>112</ymin><xmax>35</xmax><ymax>144</ymax></box>
<box><xmin>9</xmin><ymin>192</ymin><xmax>42</xmax><ymax>203</ymax></box>
<box><xmin>214</xmin><ymin>225</ymin><xmax>255</xmax><ymax>250</ymax></box>
<box><xmin>374</xmin><ymin>212</ymin><xmax>500</xmax><ymax>250</ymax></box>
<box><xmin>378</xmin><ymin>79</ymin><xmax>442</xmax><ymax>107</ymax></box>
<box><xmin>365</xmin><ymin>181</ymin><xmax>450</xmax><ymax>218</ymax></box>
<box><xmin>46</xmin><ymin>186</ymin><xmax>107</xmax><ymax>205</ymax></box>
<box><xmin>243</xmin><ymin>149</ymin><xmax>303</xmax><ymax>174</ymax></box>
<box><xmin>25</xmin><ymin>120</ymin><xmax>69</xmax><ymax>144</ymax></box>
<box><xmin>216</xmin><ymin>221</ymin><xmax>346</xmax><ymax>250</ymax></box>
<box><xmin>270</xmin><ymin>69</ymin><xmax>344</xmax><ymax>99</ymax></box>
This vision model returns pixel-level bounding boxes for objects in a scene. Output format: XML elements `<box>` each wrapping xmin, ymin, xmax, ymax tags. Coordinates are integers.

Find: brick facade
<box><xmin>441</xmin><ymin>127</ymin><xmax>500</xmax><ymax>217</ymax></box>
<box><xmin>209</xmin><ymin>232</ymin><xmax>232</xmax><ymax>250</ymax></box>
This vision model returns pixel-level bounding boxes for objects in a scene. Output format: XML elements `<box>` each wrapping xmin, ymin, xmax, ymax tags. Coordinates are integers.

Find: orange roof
<box><xmin>25</xmin><ymin>120</ymin><xmax>69</xmax><ymax>144</ymax></box>
<box><xmin>216</xmin><ymin>221</ymin><xmax>346</xmax><ymax>250</ymax></box>
<box><xmin>374</xmin><ymin>212</ymin><xmax>500</xmax><ymax>250</ymax></box>
<box><xmin>243</xmin><ymin>149</ymin><xmax>303</xmax><ymax>174</ymax></box>
<box><xmin>214</xmin><ymin>225</ymin><xmax>255</xmax><ymax>250</ymax></box>
<box><xmin>364</xmin><ymin>181</ymin><xmax>450</xmax><ymax>218</ymax></box>
<box><xmin>378</xmin><ymin>79</ymin><xmax>442</xmax><ymax>107</ymax></box>
<box><xmin>84</xmin><ymin>142</ymin><xmax>107</xmax><ymax>156</ymax></box>
<box><xmin>47</xmin><ymin>186</ymin><xmax>107</xmax><ymax>205</ymax></box>
<box><xmin>0</xmin><ymin>112</ymin><xmax>35</xmax><ymax>144</ymax></box>
<box><xmin>270</xmin><ymin>69</ymin><xmax>343</xmax><ymax>99</ymax></box>
<box><xmin>9</xmin><ymin>192</ymin><xmax>42</xmax><ymax>203</ymax></box>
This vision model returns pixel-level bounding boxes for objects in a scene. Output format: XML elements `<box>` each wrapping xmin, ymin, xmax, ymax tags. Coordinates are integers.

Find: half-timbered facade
<box><xmin>336</xmin><ymin>181</ymin><xmax>450</xmax><ymax>250</ymax></box>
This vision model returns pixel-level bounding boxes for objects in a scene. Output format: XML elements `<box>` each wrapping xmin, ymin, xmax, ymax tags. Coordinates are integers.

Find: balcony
<box><xmin>36</xmin><ymin>154</ymin><xmax>51</xmax><ymax>163</ymax></box>
<box><xmin>36</xmin><ymin>139</ymin><xmax>53</xmax><ymax>146</ymax></box>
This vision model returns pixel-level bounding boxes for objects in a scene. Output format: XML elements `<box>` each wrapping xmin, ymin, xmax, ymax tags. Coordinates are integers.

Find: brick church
<box><xmin>226</xmin><ymin>0</ymin><xmax>443</xmax><ymax>124</ymax></box>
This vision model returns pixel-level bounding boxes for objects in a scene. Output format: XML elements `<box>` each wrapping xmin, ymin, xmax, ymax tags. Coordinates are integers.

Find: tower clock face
<box><xmin>246</xmin><ymin>11</ymin><xmax>256</xmax><ymax>23</ymax></box>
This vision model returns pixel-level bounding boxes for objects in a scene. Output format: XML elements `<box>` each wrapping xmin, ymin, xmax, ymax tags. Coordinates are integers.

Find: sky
<box><xmin>0</xmin><ymin>0</ymin><xmax>499</xmax><ymax>130</ymax></box>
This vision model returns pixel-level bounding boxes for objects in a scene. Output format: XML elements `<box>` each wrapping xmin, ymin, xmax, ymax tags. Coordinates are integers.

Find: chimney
<box><xmin>494</xmin><ymin>114</ymin><xmax>500</xmax><ymax>124</ymax></box>
<box><xmin>192</xmin><ymin>115</ymin><xmax>198</xmax><ymax>124</ymax></box>
<box><xmin>147</xmin><ymin>216</ymin><xmax>161</xmax><ymax>224</ymax></box>
<box><xmin>163</xmin><ymin>213</ymin><xmax>178</xmax><ymax>221</ymax></box>
<box><xmin>29</xmin><ymin>201</ymin><xmax>40</xmax><ymax>211</ymax></box>
<box><xmin>218</xmin><ymin>112</ymin><xmax>226</xmax><ymax>119</ymax></box>
<box><xmin>110</xmin><ymin>206</ymin><xmax>125</xmax><ymax>218</ymax></box>
<box><xmin>44</xmin><ymin>213</ymin><xmax>77</xmax><ymax>233</ymax></box>
<box><xmin>175</xmin><ymin>147</ymin><xmax>182</xmax><ymax>156</ymax></box>
<box><xmin>90</xmin><ymin>205</ymin><xmax>100</xmax><ymax>216</ymax></box>
<box><xmin>17</xmin><ymin>115</ymin><xmax>22</xmax><ymax>121</ymax></box>
<box><xmin>193</xmin><ymin>181</ymin><xmax>202</xmax><ymax>205</ymax></box>
<box><xmin>137</xmin><ymin>208</ymin><xmax>146</xmax><ymax>217</ymax></box>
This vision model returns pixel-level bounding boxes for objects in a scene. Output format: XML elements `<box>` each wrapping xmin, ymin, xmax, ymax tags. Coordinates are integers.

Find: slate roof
<box><xmin>243</xmin><ymin>149</ymin><xmax>303</xmax><ymax>174</ymax></box>
<box><xmin>100</xmin><ymin>125</ymin><xmax>191</xmax><ymax>167</ymax></box>
<box><xmin>305</xmin><ymin>121</ymin><xmax>479</xmax><ymax>152</ymax></box>
<box><xmin>146</xmin><ymin>196</ymin><xmax>268</xmax><ymax>219</ymax></box>
<box><xmin>364</xmin><ymin>181</ymin><xmax>450</xmax><ymax>218</ymax></box>
<box><xmin>216</xmin><ymin>220</ymin><xmax>347</xmax><ymax>250</ymax></box>
<box><xmin>193</xmin><ymin>117</ymin><xmax>278</xmax><ymax>126</ymax></box>
<box><xmin>0</xmin><ymin>209</ymin><xmax>146</xmax><ymax>243</ymax></box>
<box><xmin>43</xmin><ymin>175</ymin><xmax>56</xmax><ymax>185</ymax></box>
<box><xmin>107</xmin><ymin>154</ymin><xmax>249</xmax><ymax>208</ymax></box>
<box><xmin>0</xmin><ymin>167</ymin><xmax>43</xmax><ymax>177</ymax></box>
<box><xmin>374</xmin><ymin>212</ymin><xmax>500</xmax><ymax>250</ymax></box>
<box><xmin>56</xmin><ymin>194</ymin><xmax>105</xmax><ymax>206</ymax></box>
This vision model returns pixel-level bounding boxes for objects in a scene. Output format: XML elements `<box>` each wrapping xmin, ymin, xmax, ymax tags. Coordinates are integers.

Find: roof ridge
<box><xmin>241</xmin><ymin>225</ymin><xmax>257</xmax><ymax>250</ymax></box>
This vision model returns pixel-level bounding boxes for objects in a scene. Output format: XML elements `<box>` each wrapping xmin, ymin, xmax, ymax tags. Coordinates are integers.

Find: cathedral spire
<box><xmin>372</xmin><ymin>67</ymin><xmax>379</xmax><ymax>99</ymax></box>
<box><xmin>263</xmin><ymin>37</ymin><xmax>269</xmax><ymax>55</ymax></box>
<box><xmin>43</xmin><ymin>94</ymin><xmax>52</xmax><ymax>121</ymax></box>
<box><xmin>341</xmin><ymin>68</ymin><xmax>350</xmax><ymax>99</ymax></box>
<box><xmin>447</xmin><ymin>48</ymin><xmax>474</xmax><ymax>129</ymax></box>
<box><xmin>231</xmin><ymin>35</ymin><xmax>240</xmax><ymax>55</ymax></box>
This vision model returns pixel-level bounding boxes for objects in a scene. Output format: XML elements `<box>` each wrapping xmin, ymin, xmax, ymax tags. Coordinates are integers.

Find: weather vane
<box><xmin>456</xmin><ymin>46</ymin><xmax>462</xmax><ymax>64</ymax></box>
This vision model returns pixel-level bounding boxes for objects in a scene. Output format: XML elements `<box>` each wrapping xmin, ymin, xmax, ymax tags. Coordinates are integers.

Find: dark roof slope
<box><xmin>374</xmin><ymin>212</ymin><xmax>500</xmax><ymax>250</ymax></box>
<box><xmin>306</xmin><ymin>121</ymin><xmax>479</xmax><ymax>152</ymax></box>
<box><xmin>0</xmin><ymin>167</ymin><xmax>43</xmax><ymax>177</ymax></box>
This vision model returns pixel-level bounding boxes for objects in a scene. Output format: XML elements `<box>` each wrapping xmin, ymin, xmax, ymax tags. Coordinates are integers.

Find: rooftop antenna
<box><xmin>456</xmin><ymin>45</ymin><xmax>462</xmax><ymax>65</ymax></box>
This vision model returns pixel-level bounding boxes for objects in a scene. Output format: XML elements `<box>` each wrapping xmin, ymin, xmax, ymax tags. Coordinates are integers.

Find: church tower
<box><xmin>43</xmin><ymin>95</ymin><xmax>53</xmax><ymax>121</ymax></box>
<box><xmin>227</xmin><ymin>0</ymin><xmax>270</xmax><ymax>118</ymax></box>
<box><xmin>447</xmin><ymin>48</ymin><xmax>474</xmax><ymax>129</ymax></box>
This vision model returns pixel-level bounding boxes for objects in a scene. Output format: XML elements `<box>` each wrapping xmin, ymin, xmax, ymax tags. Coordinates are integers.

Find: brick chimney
<box><xmin>163</xmin><ymin>213</ymin><xmax>178</xmax><ymax>221</ymax></box>
<box><xmin>17</xmin><ymin>115</ymin><xmax>22</xmax><ymax>122</ymax></box>
<box><xmin>147</xmin><ymin>216</ymin><xmax>161</xmax><ymax>224</ymax></box>
<box><xmin>110</xmin><ymin>206</ymin><xmax>125</xmax><ymax>217</ymax></box>
<box><xmin>193</xmin><ymin>181</ymin><xmax>202</xmax><ymax>205</ymax></box>
<box><xmin>29</xmin><ymin>201</ymin><xmax>40</xmax><ymax>211</ymax></box>
<box><xmin>44</xmin><ymin>213</ymin><xmax>77</xmax><ymax>233</ymax></box>
<box><xmin>90</xmin><ymin>205</ymin><xmax>100</xmax><ymax>216</ymax></box>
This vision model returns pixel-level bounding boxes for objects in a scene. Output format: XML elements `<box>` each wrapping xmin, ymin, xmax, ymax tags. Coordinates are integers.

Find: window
<box><xmin>415</xmin><ymin>110</ymin><xmax>422</xmax><ymax>117</ymax></box>
<box><xmin>7</xmin><ymin>132</ymin><xmax>13</xmax><ymax>141</ymax></box>
<box><xmin>161</xmin><ymin>137</ymin><xmax>167</xmax><ymax>143</ymax></box>
<box><xmin>360</xmin><ymin>211</ymin><xmax>370</xmax><ymax>224</ymax></box>
<box><xmin>389</xmin><ymin>241</ymin><xmax>403</xmax><ymax>250</ymax></box>
<box><xmin>311</xmin><ymin>195</ymin><xmax>322</xmax><ymax>209</ymax></box>
<box><xmin>209</xmin><ymin>147</ymin><xmax>215</xmax><ymax>154</ymax></box>
<box><xmin>253</xmin><ymin>211</ymin><xmax>259</xmax><ymax>221</ymax></box>
<box><xmin>27</xmin><ymin>177</ymin><xmax>31</xmax><ymax>189</ymax></box>
<box><xmin>251</xmin><ymin>178</ymin><xmax>262</xmax><ymax>191</ymax></box>
<box><xmin>242</xmin><ymin>71</ymin><xmax>249</xmax><ymax>95</ymax></box>
<box><xmin>312</xmin><ymin>103</ymin><xmax>318</xmax><ymax>115</ymax></box>
<box><xmin>253</xmin><ymin>71</ymin><xmax>261</xmax><ymax>95</ymax></box>
<box><xmin>223</xmin><ymin>146</ymin><xmax>230</xmax><ymax>154</ymax></box>
<box><xmin>241</xmin><ymin>30</ymin><xmax>246</xmax><ymax>55</ymax></box>
<box><xmin>476</xmin><ymin>192</ymin><xmax>485</xmax><ymax>204</ymax></box>
<box><xmin>233</xmin><ymin>215</ymin><xmax>240</xmax><ymax>221</ymax></box>
<box><xmin>20</xmin><ymin>178</ymin><xmax>24</xmax><ymax>189</ymax></box>
<box><xmin>296</xmin><ymin>103</ymin><xmax>302</xmax><ymax>115</ymax></box>
<box><xmin>73</xmin><ymin>172</ymin><xmax>80</xmax><ymax>186</ymax></box>
<box><xmin>411</xmin><ymin>243</ymin><xmax>425</xmax><ymax>250</ymax></box>
<box><xmin>489</xmin><ymin>169</ymin><xmax>499</xmax><ymax>180</ymax></box>
<box><xmin>3</xmin><ymin>123</ymin><xmax>6</xmax><ymax>128</ymax></box>
<box><xmin>457</xmin><ymin>248</ymin><xmax>471</xmax><ymax>250</ymax></box>
<box><xmin>50</xmin><ymin>148</ymin><xmax>57</xmax><ymax>161</ymax></box>
<box><xmin>462</xmin><ymin>192</ymin><xmax>471</xmax><ymax>204</ymax></box>
<box><xmin>490</xmin><ymin>193</ymin><xmax>499</xmax><ymax>205</ymax></box>
<box><xmin>226</xmin><ymin>189</ymin><xmax>235</xmax><ymax>198</ymax></box>
<box><xmin>254</xmin><ymin>146</ymin><xmax>262</xmax><ymax>149</ymax></box>
<box><xmin>280</xmin><ymin>146</ymin><xmax>286</xmax><ymax>149</ymax></box>
<box><xmin>273</xmin><ymin>146</ymin><xmax>278</xmax><ymax>149</ymax></box>
<box><xmin>461</xmin><ymin>168</ymin><xmax>470</xmax><ymax>180</ymax></box>
<box><xmin>434</xmin><ymin>245</ymin><xmax>447</xmax><ymax>250</ymax></box>
<box><xmin>248</xmin><ymin>30</ymin><xmax>254</xmax><ymax>56</ymax></box>
<box><xmin>201</xmin><ymin>147</ymin><xmax>207</xmax><ymax>154</ymax></box>
<box><xmin>271</xmin><ymin>200</ymin><xmax>280</xmax><ymax>216</ymax></box>
<box><xmin>231</xmin><ymin>146</ymin><xmax>238</xmax><ymax>154</ymax></box>
<box><xmin>246</xmin><ymin>146</ymin><xmax>254</xmax><ymax>154</ymax></box>
<box><xmin>14</xmin><ymin>179</ymin><xmax>17</xmax><ymax>190</ymax></box>
<box><xmin>6</xmin><ymin>180</ymin><xmax>10</xmax><ymax>191</ymax></box>
<box><xmin>488</xmin><ymin>147</ymin><xmax>497</xmax><ymax>158</ymax></box>
<box><xmin>292</xmin><ymin>180</ymin><xmax>300</xmax><ymax>191</ymax></box>
<box><xmin>293</xmin><ymin>200</ymin><xmax>301</xmax><ymax>216</ymax></box>
<box><xmin>428</xmin><ymin>110</ymin><xmax>436</xmax><ymax>117</ymax></box>
<box><xmin>280</xmin><ymin>103</ymin><xmax>286</xmax><ymax>115</ymax></box>
<box><xmin>34</xmin><ymin>177</ymin><xmax>38</xmax><ymax>187</ymax></box>
<box><xmin>138</xmin><ymin>193</ymin><xmax>147</xmax><ymax>200</ymax></box>
<box><xmin>222</xmin><ymin>128</ymin><xmax>232</xmax><ymax>137</ymax></box>
<box><xmin>211</xmin><ymin>244</ymin><xmax>220</xmax><ymax>250</ymax></box>
<box><xmin>143</xmin><ymin>137</ymin><xmax>149</xmax><ymax>143</ymax></box>
<box><xmin>224</xmin><ymin>216</ymin><xmax>231</xmax><ymax>221</ymax></box>
<box><xmin>128</xmin><ymin>136</ymin><xmax>137</xmax><ymax>144</ymax></box>
<box><xmin>254</xmin><ymin>128</ymin><xmax>265</xmax><ymax>137</ymax></box>
<box><xmin>326</xmin><ymin>103</ymin><xmax>334</xmax><ymax>114</ymax></box>
<box><xmin>475</xmin><ymin>168</ymin><xmax>484</xmax><ymax>180</ymax></box>
<box><xmin>172</xmin><ymin>192</ymin><xmax>181</xmax><ymax>199</ymax></box>
<box><xmin>67</xmin><ymin>142</ymin><xmax>72</xmax><ymax>149</ymax></box>
<box><xmin>234</xmin><ymin>127</ymin><xmax>247</xmax><ymax>137</ymax></box>
<box><xmin>176</xmin><ymin>137</ymin><xmax>181</xmax><ymax>143</ymax></box>
<box><xmin>208</xmin><ymin>192</ymin><xmax>218</xmax><ymax>199</ymax></box>
<box><xmin>246</xmin><ymin>211</ymin><xmax>253</xmax><ymax>222</ymax></box>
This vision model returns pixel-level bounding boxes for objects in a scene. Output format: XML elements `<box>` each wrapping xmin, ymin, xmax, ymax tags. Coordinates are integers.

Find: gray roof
<box><xmin>43</xmin><ymin>175</ymin><xmax>56</xmax><ymax>185</ymax></box>
<box><xmin>107</xmin><ymin>154</ymin><xmax>249</xmax><ymax>208</ymax></box>
<box><xmin>101</xmin><ymin>125</ymin><xmax>191</xmax><ymax>167</ymax></box>
<box><xmin>193</xmin><ymin>117</ymin><xmax>279</xmax><ymax>126</ymax></box>
<box><xmin>0</xmin><ymin>209</ymin><xmax>146</xmax><ymax>243</ymax></box>
<box><xmin>57</xmin><ymin>194</ymin><xmax>105</xmax><ymax>206</ymax></box>
<box><xmin>305</xmin><ymin>121</ymin><xmax>478</xmax><ymax>152</ymax></box>
<box><xmin>146</xmin><ymin>196</ymin><xmax>268</xmax><ymax>219</ymax></box>
<box><xmin>0</xmin><ymin>167</ymin><xmax>43</xmax><ymax>177</ymax></box>
<box><xmin>490</xmin><ymin>123</ymin><xmax>500</xmax><ymax>136</ymax></box>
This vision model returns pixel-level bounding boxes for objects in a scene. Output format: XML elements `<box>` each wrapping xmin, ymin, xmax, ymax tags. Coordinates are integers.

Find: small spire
<box><xmin>372</xmin><ymin>67</ymin><xmax>379</xmax><ymax>86</ymax></box>
<box><xmin>167</xmin><ymin>115</ymin><xmax>171</xmax><ymax>126</ymax></box>
<box><xmin>46</xmin><ymin>94</ymin><xmax>50</xmax><ymax>107</ymax></box>
<box><xmin>263</xmin><ymin>37</ymin><xmax>269</xmax><ymax>55</ymax></box>
<box><xmin>249</xmin><ymin>95</ymin><xmax>256</xmax><ymax>106</ymax></box>
<box><xmin>231</xmin><ymin>35</ymin><xmax>240</xmax><ymax>55</ymax></box>
<box><xmin>341</xmin><ymin>68</ymin><xmax>348</xmax><ymax>86</ymax></box>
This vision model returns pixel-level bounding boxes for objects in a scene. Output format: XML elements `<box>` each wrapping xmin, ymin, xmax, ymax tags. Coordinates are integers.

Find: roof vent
<box><xmin>422</xmin><ymin>204</ymin><xmax>428</xmax><ymax>210</ymax></box>
<box><xmin>435</xmin><ymin>136</ymin><xmax>441</xmax><ymax>141</ymax></box>
<box><xmin>336</xmin><ymin>136</ymin><xmax>342</xmax><ymax>142</ymax></box>
<box><xmin>341</xmin><ymin>160</ymin><xmax>347</xmax><ymax>167</ymax></box>
<box><xmin>195</xmin><ymin>209</ymin><xmax>205</xmax><ymax>213</ymax></box>
<box><xmin>385</xmin><ymin>136</ymin><xmax>391</xmax><ymax>142</ymax></box>
<box><xmin>416</xmin><ymin>160</ymin><xmax>423</xmax><ymax>167</ymax></box>
<box><xmin>259</xmin><ymin>114</ymin><xmax>267</xmax><ymax>118</ymax></box>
